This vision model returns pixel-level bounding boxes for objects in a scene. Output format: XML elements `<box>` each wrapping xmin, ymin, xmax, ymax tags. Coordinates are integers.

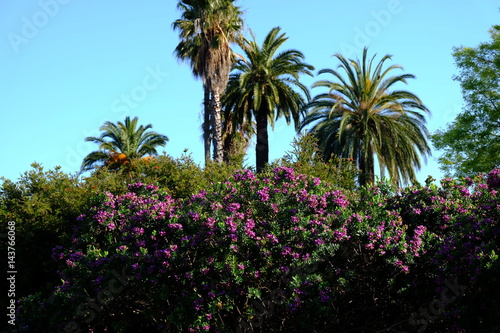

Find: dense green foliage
<box><xmin>300</xmin><ymin>47</ymin><xmax>431</xmax><ymax>187</ymax></box>
<box><xmin>432</xmin><ymin>25</ymin><xmax>500</xmax><ymax>177</ymax></box>
<box><xmin>3</xmin><ymin>157</ymin><xmax>500</xmax><ymax>332</ymax></box>
<box><xmin>273</xmin><ymin>133</ymin><xmax>359</xmax><ymax>192</ymax></box>
<box><xmin>0</xmin><ymin>155</ymin><xmax>239</xmax><ymax>312</ymax></box>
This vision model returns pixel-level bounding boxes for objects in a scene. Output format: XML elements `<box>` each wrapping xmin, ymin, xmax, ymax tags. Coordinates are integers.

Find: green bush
<box><xmin>273</xmin><ymin>133</ymin><xmax>359</xmax><ymax>193</ymax></box>
<box><xmin>14</xmin><ymin>167</ymin><xmax>500</xmax><ymax>332</ymax></box>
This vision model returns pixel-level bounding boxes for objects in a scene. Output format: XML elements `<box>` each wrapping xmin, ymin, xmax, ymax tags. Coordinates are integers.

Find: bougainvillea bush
<box><xmin>14</xmin><ymin>168</ymin><xmax>500</xmax><ymax>332</ymax></box>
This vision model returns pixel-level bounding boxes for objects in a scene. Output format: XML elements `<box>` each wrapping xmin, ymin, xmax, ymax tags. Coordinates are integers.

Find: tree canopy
<box><xmin>300</xmin><ymin>48</ymin><xmax>431</xmax><ymax>187</ymax></box>
<box><xmin>81</xmin><ymin>116</ymin><xmax>169</xmax><ymax>173</ymax></box>
<box><xmin>223</xmin><ymin>27</ymin><xmax>314</xmax><ymax>172</ymax></box>
<box><xmin>173</xmin><ymin>0</ymin><xmax>244</xmax><ymax>164</ymax></box>
<box><xmin>432</xmin><ymin>25</ymin><xmax>500</xmax><ymax>177</ymax></box>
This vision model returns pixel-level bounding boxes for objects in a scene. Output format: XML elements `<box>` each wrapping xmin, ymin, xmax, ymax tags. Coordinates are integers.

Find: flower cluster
<box><xmin>487</xmin><ymin>168</ymin><xmax>500</xmax><ymax>189</ymax></box>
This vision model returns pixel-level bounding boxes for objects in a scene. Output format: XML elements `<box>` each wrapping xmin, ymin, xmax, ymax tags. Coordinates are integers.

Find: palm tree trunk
<box><xmin>366</xmin><ymin>151</ymin><xmax>375</xmax><ymax>185</ymax></box>
<box><xmin>256</xmin><ymin>107</ymin><xmax>269</xmax><ymax>172</ymax></box>
<box><xmin>211</xmin><ymin>91</ymin><xmax>224</xmax><ymax>164</ymax></box>
<box><xmin>203</xmin><ymin>86</ymin><xmax>211</xmax><ymax>164</ymax></box>
<box><xmin>222</xmin><ymin>115</ymin><xmax>233</xmax><ymax>164</ymax></box>
<box><xmin>359</xmin><ymin>148</ymin><xmax>375</xmax><ymax>186</ymax></box>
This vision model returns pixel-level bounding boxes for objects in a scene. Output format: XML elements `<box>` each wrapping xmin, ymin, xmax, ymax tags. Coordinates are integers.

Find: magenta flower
<box><xmin>281</xmin><ymin>247</ymin><xmax>292</xmax><ymax>256</ymax></box>
<box><xmin>226</xmin><ymin>202</ymin><xmax>241</xmax><ymax>213</ymax></box>
<box><xmin>257</xmin><ymin>187</ymin><xmax>270</xmax><ymax>201</ymax></box>
<box><xmin>189</xmin><ymin>211</ymin><xmax>200</xmax><ymax>221</ymax></box>
<box><xmin>487</xmin><ymin>168</ymin><xmax>500</xmax><ymax>189</ymax></box>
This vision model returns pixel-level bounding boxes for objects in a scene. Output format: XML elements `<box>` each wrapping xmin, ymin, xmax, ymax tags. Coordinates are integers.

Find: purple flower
<box><xmin>189</xmin><ymin>211</ymin><xmax>200</xmax><ymax>221</ymax></box>
<box><xmin>205</xmin><ymin>217</ymin><xmax>216</xmax><ymax>229</ymax></box>
<box><xmin>266</xmin><ymin>233</ymin><xmax>279</xmax><ymax>243</ymax></box>
<box><xmin>168</xmin><ymin>223</ymin><xmax>183</xmax><ymax>230</ymax></box>
<box><xmin>257</xmin><ymin>187</ymin><xmax>270</xmax><ymax>201</ymax></box>
<box><xmin>191</xmin><ymin>190</ymin><xmax>207</xmax><ymax>200</ymax></box>
<box><xmin>65</xmin><ymin>259</ymin><xmax>76</xmax><ymax>267</ymax></box>
<box><xmin>233</xmin><ymin>169</ymin><xmax>256</xmax><ymax>181</ymax></box>
<box><xmin>226</xmin><ymin>202</ymin><xmax>241</xmax><ymax>213</ymax></box>
<box><xmin>133</xmin><ymin>227</ymin><xmax>145</xmax><ymax>236</ymax></box>
<box><xmin>487</xmin><ymin>168</ymin><xmax>500</xmax><ymax>189</ymax></box>
<box><xmin>281</xmin><ymin>247</ymin><xmax>292</xmax><ymax>256</ymax></box>
<box><xmin>225</xmin><ymin>217</ymin><xmax>237</xmax><ymax>233</ymax></box>
<box><xmin>210</xmin><ymin>202</ymin><xmax>223</xmax><ymax>211</ymax></box>
<box><xmin>270</xmin><ymin>203</ymin><xmax>279</xmax><ymax>213</ymax></box>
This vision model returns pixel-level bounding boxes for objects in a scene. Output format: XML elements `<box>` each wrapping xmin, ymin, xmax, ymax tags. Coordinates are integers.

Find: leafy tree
<box><xmin>173</xmin><ymin>0</ymin><xmax>243</xmax><ymax>164</ymax></box>
<box><xmin>0</xmin><ymin>164</ymin><xmax>84</xmax><ymax>302</ymax></box>
<box><xmin>432</xmin><ymin>25</ymin><xmax>500</xmax><ymax>177</ymax></box>
<box><xmin>81</xmin><ymin>116</ymin><xmax>168</xmax><ymax>173</ymax></box>
<box><xmin>273</xmin><ymin>132</ymin><xmax>360</xmax><ymax>192</ymax></box>
<box><xmin>300</xmin><ymin>48</ymin><xmax>431</xmax><ymax>187</ymax></box>
<box><xmin>223</xmin><ymin>27</ymin><xmax>314</xmax><ymax>172</ymax></box>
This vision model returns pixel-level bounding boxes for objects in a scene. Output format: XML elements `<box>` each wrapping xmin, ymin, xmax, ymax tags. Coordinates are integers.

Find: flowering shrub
<box><xmin>14</xmin><ymin>168</ymin><xmax>500</xmax><ymax>332</ymax></box>
<box><xmin>385</xmin><ymin>174</ymin><xmax>500</xmax><ymax>331</ymax></box>
<box><xmin>487</xmin><ymin>168</ymin><xmax>500</xmax><ymax>189</ymax></box>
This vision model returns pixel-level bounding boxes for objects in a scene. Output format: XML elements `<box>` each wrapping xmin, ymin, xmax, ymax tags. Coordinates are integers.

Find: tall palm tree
<box><xmin>300</xmin><ymin>48</ymin><xmax>431</xmax><ymax>187</ymax></box>
<box><xmin>173</xmin><ymin>0</ymin><xmax>243</xmax><ymax>164</ymax></box>
<box><xmin>81</xmin><ymin>116</ymin><xmax>169</xmax><ymax>173</ymax></box>
<box><xmin>223</xmin><ymin>27</ymin><xmax>314</xmax><ymax>172</ymax></box>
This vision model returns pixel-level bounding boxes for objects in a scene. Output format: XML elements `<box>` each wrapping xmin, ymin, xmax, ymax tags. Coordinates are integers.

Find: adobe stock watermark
<box><xmin>110</xmin><ymin>65</ymin><xmax>168</xmax><ymax>115</ymax></box>
<box><xmin>407</xmin><ymin>277</ymin><xmax>467</xmax><ymax>332</ymax></box>
<box><xmin>61</xmin><ymin>265</ymin><xmax>135</xmax><ymax>333</ymax></box>
<box><xmin>5</xmin><ymin>222</ymin><xmax>17</xmax><ymax>327</ymax></box>
<box><xmin>62</xmin><ymin>64</ymin><xmax>168</xmax><ymax>173</ymax></box>
<box><xmin>339</xmin><ymin>0</ymin><xmax>410</xmax><ymax>58</ymax></box>
<box><xmin>7</xmin><ymin>0</ymin><xmax>73</xmax><ymax>54</ymax></box>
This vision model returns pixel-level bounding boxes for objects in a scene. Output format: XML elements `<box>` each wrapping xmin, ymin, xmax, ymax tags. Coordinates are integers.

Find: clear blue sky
<box><xmin>1</xmin><ymin>1</ymin><xmax>498</xmax><ymax>183</ymax></box>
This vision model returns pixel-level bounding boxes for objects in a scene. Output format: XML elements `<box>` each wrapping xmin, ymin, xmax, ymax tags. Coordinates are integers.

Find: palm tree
<box><xmin>81</xmin><ymin>116</ymin><xmax>169</xmax><ymax>173</ymax></box>
<box><xmin>300</xmin><ymin>48</ymin><xmax>431</xmax><ymax>186</ymax></box>
<box><xmin>173</xmin><ymin>0</ymin><xmax>243</xmax><ymax>164</ymax></box>
<box><xmin>223</xmin><ymin>27</ymin><xmax>314</xmax><ymax>172</ymax></box>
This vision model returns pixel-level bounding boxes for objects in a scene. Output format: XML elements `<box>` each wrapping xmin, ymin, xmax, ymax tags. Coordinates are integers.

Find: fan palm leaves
<box><xmin>173</xmin><ymin>0</ymin><xmax>243</xmax><ymax>164</ymax></box>
<box><xmin>300</xmin><ymin>48</ymin><xmax>431</xmax><ymax>186</ymax></box>
<box><xmin>223</xmin><ymin>27</ymin><xmax>314</xmax><ymax>172</ymax></box>
<box><xmin>81</xmin><ymin>117</ymin><xmax>168</xmax><ymax>173</ymax></box>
